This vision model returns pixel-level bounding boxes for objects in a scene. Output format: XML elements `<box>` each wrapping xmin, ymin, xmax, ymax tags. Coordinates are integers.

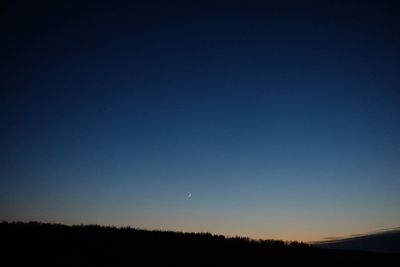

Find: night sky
<box><xmin>1</xmin><ymin>1</ymin><xmax>400</xmax><ymax>241</ymax></box>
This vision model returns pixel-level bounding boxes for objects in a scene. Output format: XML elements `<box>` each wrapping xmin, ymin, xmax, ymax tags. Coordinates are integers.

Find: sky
<box><xmin>1</xmin><ymin>0</ymin><xmax>400</xmax><ymax>242</ymax></box>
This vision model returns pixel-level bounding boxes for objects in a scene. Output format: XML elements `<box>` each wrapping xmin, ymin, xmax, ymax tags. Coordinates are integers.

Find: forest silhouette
<box><xmin>1</xmin><ymin>221</ymin><xmax>398</xmax><ymax>266</ymax></box>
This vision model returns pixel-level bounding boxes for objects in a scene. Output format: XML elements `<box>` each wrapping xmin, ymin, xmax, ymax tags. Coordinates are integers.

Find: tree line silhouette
<box><xmin>1</xmin><ymin>221</ymin><xmax>398</xmax><ymax>266</ymax></box>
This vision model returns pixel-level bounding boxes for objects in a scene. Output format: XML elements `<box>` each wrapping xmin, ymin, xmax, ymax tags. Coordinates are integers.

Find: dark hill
<box><xmin>1</xmin><ymin>222</ymin><xmax>398</xmax><ymax>266</ymax></box>
<box><xmin>312</xmin><ymin>228</ymin><xmax>400</xmax><ymax>253</ymax></box>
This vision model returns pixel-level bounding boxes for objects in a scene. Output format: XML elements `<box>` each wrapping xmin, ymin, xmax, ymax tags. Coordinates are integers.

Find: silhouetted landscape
<box><xmin>1</xmin><ymin>222</ymin><xmax>398</xmax><ymax>266</ymax></box>
<box><xmin>313</xmin><ymin>228</ymin><xmax>400</xmax><ymax>253</ymax></box>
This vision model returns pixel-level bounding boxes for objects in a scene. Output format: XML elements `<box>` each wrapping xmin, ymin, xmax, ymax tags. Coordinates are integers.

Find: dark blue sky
<box><xmin>1</xmin><ymin>1</ymin><xmax>400</xmax><ymax>241</ymax></box>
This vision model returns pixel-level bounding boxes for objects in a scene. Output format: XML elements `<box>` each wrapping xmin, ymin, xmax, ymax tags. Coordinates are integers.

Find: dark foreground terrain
<box><xmin>1</xmin><ymin>222</ymin><xmax>398</xmax><ymax>266</ymax></box>
<box><xmin>313</xmin><ymin>228</ymin><xmax>400</xmax><ymax>253</ymax></box>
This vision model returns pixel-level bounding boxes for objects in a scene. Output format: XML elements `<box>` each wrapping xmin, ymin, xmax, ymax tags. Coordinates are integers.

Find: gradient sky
<box><xmin>1</xmin><ymin>1</ymin><xmax>400</xmax><ymax>241</ymax></box>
